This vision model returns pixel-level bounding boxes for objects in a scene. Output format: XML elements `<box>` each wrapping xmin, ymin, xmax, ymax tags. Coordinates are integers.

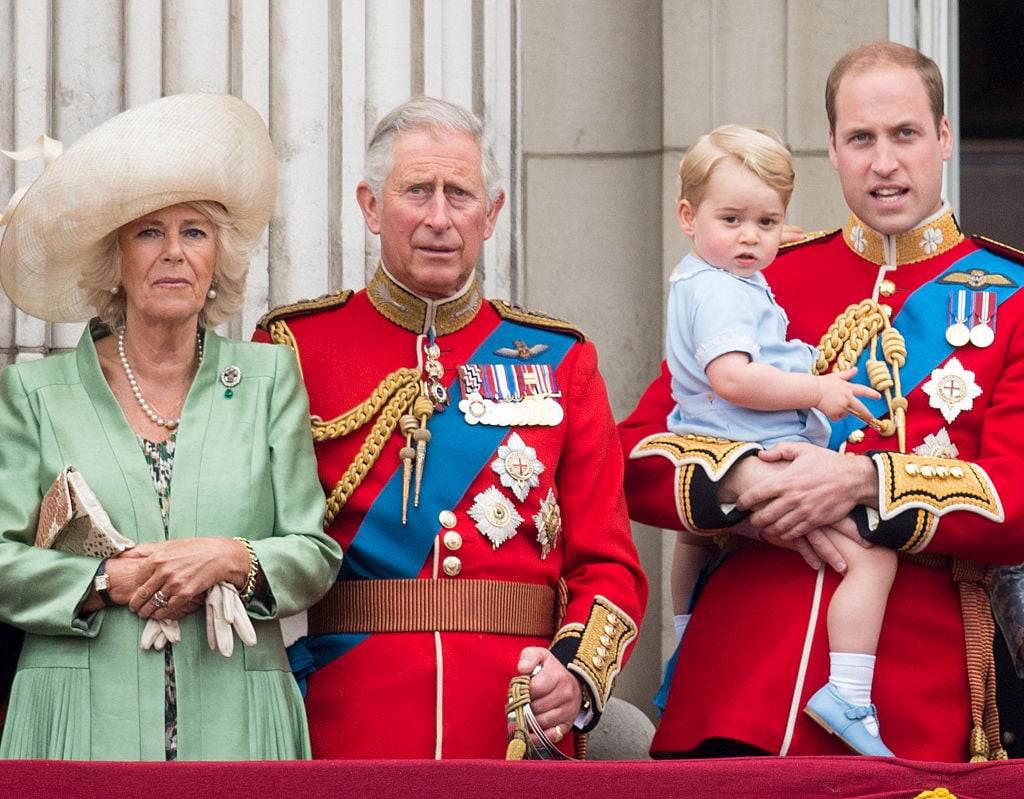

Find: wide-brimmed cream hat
<box><xmin>0</xmin><ymin>93</ymin><xmax>277</xmax><ymax>322</ymax></box>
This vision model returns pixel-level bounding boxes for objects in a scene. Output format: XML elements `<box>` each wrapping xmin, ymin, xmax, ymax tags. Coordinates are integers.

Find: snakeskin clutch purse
<box><xmin>35</xmin><ymin>466</ymin><xmax>135</xmax><ymax>557</ymax></box>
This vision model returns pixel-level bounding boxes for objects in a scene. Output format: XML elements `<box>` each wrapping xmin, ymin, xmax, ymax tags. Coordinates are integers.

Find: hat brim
<box><xmin>0</xmin><ymin>93</ymin><xmax>277</xmax><ymax>322</ymax></box>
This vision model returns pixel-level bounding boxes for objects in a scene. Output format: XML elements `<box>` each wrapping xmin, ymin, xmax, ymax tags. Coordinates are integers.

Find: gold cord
<box><xmin>320</xmin><ymin>369</ymin><xmax>422</xmax><ymax>528</ymax></box>
<box><xmin>814</xmin><ymin>300</ymin><xmax>909</xmax><ymax>452</ymax></box>
<box><xmin>268</xmin><ymin>320</ymin><xmax>302</xmax><ymax>380</ymax></box>
<box><xmin>266</xmin><ymin>318</ymin><xmax>427</xmax><ymax>528</ymax></box>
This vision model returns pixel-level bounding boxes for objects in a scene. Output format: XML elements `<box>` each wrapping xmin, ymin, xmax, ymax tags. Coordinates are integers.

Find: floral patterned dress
<box><xmin>138</xmin><ymin>433</ymin><xmax>177</xmax><ymax>760</ymax></box>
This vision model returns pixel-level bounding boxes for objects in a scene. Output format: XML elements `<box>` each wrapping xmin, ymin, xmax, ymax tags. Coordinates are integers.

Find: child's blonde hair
<box><xmin>676</xmin><ymin>124</ymin><xmax>794</xmax><ymax>208</ymax></box>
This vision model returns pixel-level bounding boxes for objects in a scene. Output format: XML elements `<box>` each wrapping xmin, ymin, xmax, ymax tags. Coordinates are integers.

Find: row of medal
<box><xmin>945</xmin><ymin>289</ymin><xmax>996</xmax><ymax>348</ymax></box>
<box><xmin>456</xmin><ymin>363</ymin><xmax>564</xmax><ymax>426</ymax></box>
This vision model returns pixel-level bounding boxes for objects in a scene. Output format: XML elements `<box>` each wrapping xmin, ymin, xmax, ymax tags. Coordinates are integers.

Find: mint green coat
<box><xmin>0</xmin><ymin>323</ymin><xmax>342</xmax><ymax>760</ymax></box>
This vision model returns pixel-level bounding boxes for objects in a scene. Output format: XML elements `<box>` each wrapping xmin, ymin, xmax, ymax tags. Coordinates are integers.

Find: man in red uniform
<box><xmin>255</xmin><ymin>97</ymin><xmax>647</xmax><ymax>759</ymax></box>
<box><xmin>620</xmin><ymin>41</ymin><xmax>1023</xmax><ymax>761</ymax></box>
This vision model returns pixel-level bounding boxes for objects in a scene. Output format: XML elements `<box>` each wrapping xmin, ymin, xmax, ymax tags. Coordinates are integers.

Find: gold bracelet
<box><xmin>234</xmin><ymin>537</ymin><xmax>260</xmax><ymax>603</ymax></box>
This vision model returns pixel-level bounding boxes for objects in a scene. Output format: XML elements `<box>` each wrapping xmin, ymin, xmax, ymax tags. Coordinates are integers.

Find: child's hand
<box><xmin>814</xmin><ymin>367</ymin><xmax>881</xmax><ymax>424</ymax></box>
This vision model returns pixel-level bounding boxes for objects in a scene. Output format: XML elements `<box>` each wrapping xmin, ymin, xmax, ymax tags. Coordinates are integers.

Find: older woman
<box><xmin>0</xmin><ymin>94</ymin><xmax>342</xmax><ymax>760</ymax></box>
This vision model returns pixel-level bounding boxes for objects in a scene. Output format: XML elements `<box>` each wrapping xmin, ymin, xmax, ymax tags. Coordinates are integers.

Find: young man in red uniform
<box><xmin>620</xmin><ymin>41</ymin><xmax>1023</xmax><ymax>761</ymax></box>
<box><xmin>255</xmin><ymin>97</ymin><xmax>647</xmax><ymax>759</ymax></box>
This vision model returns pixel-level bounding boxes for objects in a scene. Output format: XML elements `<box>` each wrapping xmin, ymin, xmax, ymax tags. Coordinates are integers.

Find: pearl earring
<box><xmin>110</xmin><ymin>285</ymin><xmax>120</xmax><ymax>295</ymax></box>
<box><xmin>207</xmin><ymin>281</ymin><xmax>218</xmax><ymax>300</ymax></box>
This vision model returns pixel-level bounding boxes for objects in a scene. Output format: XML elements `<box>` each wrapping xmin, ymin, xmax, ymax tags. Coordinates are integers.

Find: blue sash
<box><xmin>828</xmin><ymin>249</ymin><xmax>1020</xmax><ymax>448</ymax></box>
<box><xmin>289</xmin><ymin>318</ymin><xmax>576</xmax><ymax>687</ymax></box>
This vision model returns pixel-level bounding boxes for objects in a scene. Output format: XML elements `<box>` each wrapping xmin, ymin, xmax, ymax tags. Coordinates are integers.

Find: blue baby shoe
<box><xmin>804</xmin><ymin>684</ymin><xmax>895</xmax><ymax>757</ymax></box>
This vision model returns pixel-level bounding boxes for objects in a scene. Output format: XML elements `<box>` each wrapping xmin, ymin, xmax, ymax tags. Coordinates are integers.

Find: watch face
<box><xmin>95</xmin><ymin>574</ymin><xmax>110</xmax><ymax>591</ymax></box>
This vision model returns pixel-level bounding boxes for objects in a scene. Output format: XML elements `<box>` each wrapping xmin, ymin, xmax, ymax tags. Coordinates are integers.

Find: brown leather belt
<box><xmin>307</xmin><ymin>578</ymin><xmax>557</xmax><ymax>637</ymax></box>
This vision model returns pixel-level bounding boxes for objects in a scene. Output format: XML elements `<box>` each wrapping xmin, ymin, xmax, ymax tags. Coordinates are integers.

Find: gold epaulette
<box><xmin>871</xmin><ymin>451</ymin><xmax>1004</xmax><ymax>525</ymax></box>
<box><xmin>490</xmin><ymin>299</ymin><xmax>586</xmax><ymax>343</ymax></box>
<box><xmin>255</xmin><ymin>290</ymin><xmax>354</xmax><ymax>331</ymax></box>
<box><xmin>630</xmin><ymin>432</ymin><xmax>761</xmax><ymax>482</ymax></box>
<box><xmin>971</xmin><ymin>235</ymin><xmax>1024</xmax><ymax>268</ymax></box>
<box><xmin>778</xmin><ymin>227</ymin><xmax>841</xmax><ymax>253</ymax></box>
<box><xmin>555</xmin><ymin>596</ymin><xmax>638</xmax><ymax>714</ymax></box>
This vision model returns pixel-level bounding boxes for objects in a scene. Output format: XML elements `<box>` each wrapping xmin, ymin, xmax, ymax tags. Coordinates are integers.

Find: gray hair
<box><xmin>363</xmin><ymin>96</ymin><xmax>503</xmax><ymax>210</ymax></box>
<box><xmin>80</xmin><ymin>200</ymin><xmax>254</xmax><ymax>329</ymax></box>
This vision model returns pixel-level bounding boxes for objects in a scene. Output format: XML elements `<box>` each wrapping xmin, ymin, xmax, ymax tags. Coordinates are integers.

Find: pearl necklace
<box><xmin>117</xmin><ymin>328</ymin><xmax>203</xmax><ymax>430</ymax></box>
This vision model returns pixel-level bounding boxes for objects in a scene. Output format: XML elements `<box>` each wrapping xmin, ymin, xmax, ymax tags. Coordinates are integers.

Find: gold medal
<box><xmin>970</xmin><ymin>323</ymin><xmax>995</xmax><ymax>348</ymax></box>
<box><xmin>945</xmin><ymin>289</ymin><xmax>970</xmax><ymax>347</ymax></box>
<box><xmin>969</xmin><ymin>292</ymin><xmax>996</xmax><ymax>348</ymax></box>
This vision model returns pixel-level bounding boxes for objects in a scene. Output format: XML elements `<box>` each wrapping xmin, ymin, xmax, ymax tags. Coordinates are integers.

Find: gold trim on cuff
<box><xmin>630</xmin><ymin>433</ymin><xmax>761</xmax><ymax>481</ymax></box>
<box><xmin>556</xmin><ymin>596</ymin><xmax>638</xmax><ymax>713</ymax></box>
<box><xmin>871</xmin><ymin>451</ymin><xmax>1003</xmax><ymax>523</ymax></box>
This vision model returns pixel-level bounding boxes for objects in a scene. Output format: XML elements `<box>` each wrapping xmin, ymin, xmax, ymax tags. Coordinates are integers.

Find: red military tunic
<box><xmin>257</xmin><ymin>265</ymin><xmax>647</xmax><ymax>759</ymax></box>
<box><xmin>620</xmin><ymin>207</ymin><xmax>1024</xmax><ymax>761</ymax></box>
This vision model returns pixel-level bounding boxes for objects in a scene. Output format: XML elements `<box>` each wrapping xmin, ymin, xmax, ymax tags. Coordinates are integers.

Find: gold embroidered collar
<box><xmin>841</xmin><ymin>205</ymin><xmax>964</xmax><ymax>266</ymax></box>
<box><xmin>367</xmin><ymin>263</ymin><xmax>483</xmax><ymax>335</ymax></box>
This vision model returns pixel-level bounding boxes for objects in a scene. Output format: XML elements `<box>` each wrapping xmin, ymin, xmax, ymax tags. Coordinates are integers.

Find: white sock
<box><xmin>673</xmin><ymin>613</ymin><xmax>691</xmax><ymax>643</ymax></box>
<box><xmin>829</xmin><ymin>652</ymin><xmax>879</xmax><ymax>736</ymax></box>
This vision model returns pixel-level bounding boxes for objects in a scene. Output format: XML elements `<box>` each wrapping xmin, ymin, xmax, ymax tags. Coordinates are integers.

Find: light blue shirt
<box><xmin>665</xmin><ymin>253</ymin><xmax>831</xmax><ymax>448</ymax></box>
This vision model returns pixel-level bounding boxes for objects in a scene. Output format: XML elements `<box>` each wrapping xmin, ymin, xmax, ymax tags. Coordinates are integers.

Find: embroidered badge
<box><xmin>919</xmin><ymin>227</ymin><xmax>943</xmax><ymax>255</ymax></box>
<box><xmin>494</xmin><ymin>340</ymin><xmax>550</xmax><ymax>360</ymax></box>
<box><xmin>849</xmin><ymin>225</ymin><xmax>867</xmax><ymax>253</ymax></box>
<box><xmin>913</xmin><ymin>428</ymin><xmax>960</xmax><ymax>459</ymax></box>
<box><xmin>533</xmin><ymin>488</ymin><xmax>562</xmax><ymax>560</ymax></box>
<box><xmin>469</xmin><ymin>486</ymin><xmax>524</xmax><ymax>549</ymax></box>
<box><xmin>938</xmin><ymin>269</ymin><xmax>1018</xmax><ymax>290</ymax></box>
<box><xmin>921</xmin><ymin>357</ymin><xmax>983</xmax><ymax>423</ymax></box>
<box><xmin>491</xmin><ymin>432</ymin><xmax>545</xmax><ymax>502</ymax></box>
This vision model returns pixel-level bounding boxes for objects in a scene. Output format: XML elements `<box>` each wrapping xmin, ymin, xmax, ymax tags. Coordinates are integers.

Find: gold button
<box><xmin>592</xmin><ymin>655</ymin><xmax>604</xmax><ymax>668</ymax></box>
<box><xmin>905</xmin><ymin>463</ymin><xmax>919</xmax><ymax>476</ymax></box>
<box><xmin>439</xmin><ymin>510</ymin><xmax>457</xmax><ymax>529</ymax></box>
<box><xmin>442</xmin><ymin>556</ymin><xmax>462</xmax><ymax>576</ymax></box>
<box><xmin>936</xmin><ymin>465</ymin><xmax>950</xmax><ymax>478</ymax></box>
<box><xmin>847</xmin><ymin>429</ymin><xmax>865</xmax><ymax>444</ymax></box>
<box><xmin>880</xmin><ymin>304</ymin><xmax>893</xmax><ymax>318</ymax></box>
<box><xmin>442</xmin><ymin>531</ymin><xmax>463</xmax><ymax>551</ymax></box>
<box><xmin>921</xmin><ymin>465</ymin><xmax>934</xmax><ymax>478</ymax></box>
<box><xmin>879</xmin><ymin>279</ymin><xmax>896</xmax><ymax>297</ymax></box>
<box><xmin>596</xmin><ymin>646</ymin><xmax>608</xmax><ymax>657</ymax></box>
<box><xmin>600</xmin><ymin>635</ymin><xmax>611</xmax><ymax>646</ymax></box>
<box><xmin>606</xmin><ymin>613</ymin><xmax>618</xmax><ymax>625</ymax></box>
<box><xmin>603</xmin><ymin>625</ymin><xmax>614</xmax><ymax>635</ymax></box>
<box><xmin>951</xmin><ymin>466</ymin><xmax>965</xmax><ymax>478</ymax></box>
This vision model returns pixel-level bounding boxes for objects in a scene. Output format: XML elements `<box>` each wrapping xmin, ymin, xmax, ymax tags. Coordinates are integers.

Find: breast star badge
<box><xmin>912</xmin><ymin>428</ymin><xmax>960</xmax><ymax>459</ymax></box>
<box><xmin>469</xmin><ymin>486</ymin><xmax>524</xmax><ymax>549</ymax></box>
<box><xmin>533</xmin><ymin>488</ymin><xmax>562</xmax><ymax>560</ymax></box>
<box><xmin>491</xmin><ymin>432</ymin><xmax>545</xmax><ymax>502</ymax></box>
<box><xmin>921</xmin><ymin>357</ymin><xmax>982</xmax><ymax>424</ymax></box>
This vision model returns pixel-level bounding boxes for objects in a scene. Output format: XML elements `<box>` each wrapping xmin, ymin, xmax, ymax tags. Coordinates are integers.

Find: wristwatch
<box><xmin>93</xmin><ymin>559</ymin><xmax>114</xmax><ymax>607</ymax></box>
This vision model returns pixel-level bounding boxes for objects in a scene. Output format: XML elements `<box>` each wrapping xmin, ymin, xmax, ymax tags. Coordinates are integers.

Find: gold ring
<box><xmin>553</xmin><ymin>724</ymin><xmax>564</xmax><ymax>743</ymax></box>
<box><xmin>152</xmin><ymin>590</ymin><xmax>169</xmax><ymax>608</ymax></box>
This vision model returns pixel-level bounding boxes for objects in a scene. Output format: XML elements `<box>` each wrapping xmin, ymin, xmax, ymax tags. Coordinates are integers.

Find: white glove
<box><xmin>140</xmin><ymin>617</ymin><xmax>181</xmax><ymax>651</ymax></box>
<box><xmin>205</xmin><ymin>581</ymin><xmax>257</xmax><ymax>657</ymax></box>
